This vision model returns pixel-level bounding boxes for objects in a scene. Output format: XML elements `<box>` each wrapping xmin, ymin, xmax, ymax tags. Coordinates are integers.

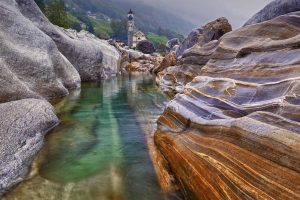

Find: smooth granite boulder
<box><xmin>16</xmin><ymin>0</ymin><xmax>121</xmax><ymax>81</ymax></box>
<box><xmin>175</xmin><ymin>17</ymin><xmax>232</xmax><ymax>58</ymax></box>
<box><xmin>0</xmin><ymin>99</ymin><xmax>59</xmax><ymax>196</ymax></box>
<box><xmin>244</xmin><ymin>0</ymin><xmax>300</xmax><ymax>26</ymax></box>
<box><xmin>0</xmin><ymin>0</ymin><xmax>81</xmax><ymax>103</ymax></box>
<box><xmin>155</xmin><ymin>12</ymin><xmax>300</xmax><ymax>200</ymax></box>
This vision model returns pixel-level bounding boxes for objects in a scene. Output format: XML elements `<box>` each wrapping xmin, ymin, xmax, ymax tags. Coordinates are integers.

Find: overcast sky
<box><xmin>132</xmin><ymin>0</ymin><xmax>273</xmax><ymax>29</ymax></box>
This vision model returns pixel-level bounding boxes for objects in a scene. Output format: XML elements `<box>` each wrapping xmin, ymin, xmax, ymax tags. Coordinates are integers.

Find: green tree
<box><xmin>86</xmin><ymin>21</ymin><xmax>95</xmax><ymax>34</ymax></box>
<box><xmin>45</xmin><ymin>0</ymin><xmax>70</xmax><ymax>28</ymax></box>
<box><xmin>110</xmin><ymin>19</ymin><xmax>127</xmax><ymax>42</ymax></box>
<box><xmin>34</xmin><ymin>0</ymin><xmax>45</xmax><ymax>12</ymax></box>
<box><xmin>70</xmin><ymin>21</ymin><xmax>82</xmax><ymax>32</ymax></box>
<box><xmin>158</xmin><ymin>27</ymin><xmax>184</xmax><ymax>41</ymax></box>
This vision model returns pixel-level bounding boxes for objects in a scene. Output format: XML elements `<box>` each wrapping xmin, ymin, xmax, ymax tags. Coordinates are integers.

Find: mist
<box><xmin>125</xmin><ymin>0</ymin><xmax>273</xmax><ymax>29</ymax></box>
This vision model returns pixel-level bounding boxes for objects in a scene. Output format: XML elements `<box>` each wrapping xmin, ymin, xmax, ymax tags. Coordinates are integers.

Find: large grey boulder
<box><xmin>16</xmin><ymin>0</ymin><xmax>121</xmax><ymax>81</ymax></box>
<box><xmin>0</xmin><ymin>0</ymin><xmax>81</xmax><ymax>103</ymax></box>
<box><xmin>244</xmin><ymin>0</ymin><xmax>300</xmax><ymax>26</ymax></box>
<box><xmin>175</xmin><ymin>17</ymin><xmax>232</xmax><ymax>58</ymax></box>
<box><xmin>136</xmin><ymin>40</ymin><xmax>156</xmax><ymax>54</ymax></box>
<box><xmin>59</xmin><ymin>29</ymin><xmax>121</xmax><ymax>80</ymax></box>
<box><xmin>0</xmin><ymin>99</ymin><xmax>59</xmax><ymax>196</ymax></box>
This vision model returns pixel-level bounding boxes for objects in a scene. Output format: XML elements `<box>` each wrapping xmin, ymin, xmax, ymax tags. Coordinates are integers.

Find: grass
<box><xmin>146</xmin><ymin>32</ymin><xmax>168</xmax><ymax>47</ymax></box>
<box><xmin>90</xmin><ymin>18</ymin><xmax>112</xmax><ymax>39</ymax></box>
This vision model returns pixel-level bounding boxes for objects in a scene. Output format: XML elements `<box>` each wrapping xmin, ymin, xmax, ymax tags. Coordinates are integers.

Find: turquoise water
<box><xmin>5</xmin><ymin>75</ymin><xmax>180</xmax><ymax>200</ymax></box>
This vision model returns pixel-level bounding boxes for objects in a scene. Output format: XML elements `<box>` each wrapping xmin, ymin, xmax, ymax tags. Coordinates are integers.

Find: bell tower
<box><xmin>127</xmin><ymin>9</ymin><xmax>134</xmax><ymax>48</ymax></box>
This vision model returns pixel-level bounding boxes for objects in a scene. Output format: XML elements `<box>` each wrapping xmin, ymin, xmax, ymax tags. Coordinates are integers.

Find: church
<box><xmin>127</xmin><ymin>9</ymin><xmax>146</xmax><ymax>48</ymax></box>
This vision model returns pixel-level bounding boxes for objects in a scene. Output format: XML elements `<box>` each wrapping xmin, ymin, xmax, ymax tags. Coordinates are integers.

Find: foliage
<box><xmin>62</xmin><ymin>0</ymin><xmax>194</xmax><ymax>35</ymax></box>
<box><xmin>41</xmin><ymin>0</ymin><xmax>188</xmax><ymax>41</ymax></box>
<box><xmin>90</xmin><ymin>18</ymin><xmax>112</xmax><ymax>39</ymax></box>
<box><xmin>86</xmin><ymin>21</ymin><xmax>95</xmax><ymax>34</ymax></box>
<box><xmin>146</xmin><ymin>32</ymin><xmax>168</xmax><ymax>49</ymax></box>
<box><xmin>34</xmin><ymin>0</ymin><xmax>45</xmax><ymax>12</ymax></box>
<box><xmin>70</xmin><ymin>12</ymin><xmax>101</xmax><ymax>34</ymax></box>
<box><xmin>110</xmin><ymin>19</ymin><xmax>128</xmax><ymax>42</ymax></box>
<box><xmin>158</xmin><ymin>27</ymin><xmax>184</xmax><ymax>41</ymax></box>
<box><xmin>45</xmin><ymin>0</ymin><xmax>70</xmax><ymax>28</ymax></box>
<box><xmin>67</xmin><ymin>13</ymin><xmax>82</xmax><ymax>31</ymax></box>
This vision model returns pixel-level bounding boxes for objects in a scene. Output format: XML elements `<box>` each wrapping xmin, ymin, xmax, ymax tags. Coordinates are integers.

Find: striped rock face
<box><xmin>155</xmin><ymin>12</ymin><xmax>300</xmax><ymax>200</ymax></box>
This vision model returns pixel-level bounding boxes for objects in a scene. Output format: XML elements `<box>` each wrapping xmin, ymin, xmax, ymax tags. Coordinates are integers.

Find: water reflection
<box><xmin>4</xmin><ymin>75</ymin><xmax>179</xmax><ymax>200</ymax></box>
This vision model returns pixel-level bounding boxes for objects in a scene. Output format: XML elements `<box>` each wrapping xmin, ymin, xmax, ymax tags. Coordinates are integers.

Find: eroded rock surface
<box><xmin>157</xmin><ymin>18</ymin><xmax>232</xmax><ymax>95</ymax></box>
<box><xmin>157</xmin><ymin>40</ymin><xmax>219</xmax><ymax>95</ymax></box>
<box><xmin>153</xmin><ymin>51</ymin><xmax>177</xmax><ymax>74</ymax></box>
<box><xmin>155</xmin><ymin>12</ymin><xmax>300</xmax><ymax>200</ymax></box>
<box><xmin>111</xmin><ymin>41</ymin><xmax>163</xmax><ymax>73</ymax></box>
<box><xmin>0</xmin><ymin>99</ymin><xmax>59</xmax><ymax>196</ymax></box>
<box><xmin>175</xmin><ymin>17</ymin><xmax>232</xmax><ymax>58</ymax></box>
<box><xmin>0</xmin><ymin>0</ymin><xmax>81</xmax><ymax>103</ymax></box>
<box><xmin>16</xmin><ymin>0</ymin><xmax>121</xmax><ymax>81</ymax></box>
<box><xmin>244</xmin><ymin>0</ymin><xmax>300</xmax><ymax>26</ymax></box>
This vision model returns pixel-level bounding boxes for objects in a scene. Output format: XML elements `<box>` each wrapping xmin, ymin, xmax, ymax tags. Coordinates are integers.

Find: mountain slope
<box><xmin>64</xmin><ymin>0</ymin><xmax>195</xmax><ymax>35</ymax></box>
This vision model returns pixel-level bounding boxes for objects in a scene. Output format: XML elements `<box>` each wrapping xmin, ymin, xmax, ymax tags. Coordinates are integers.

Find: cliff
<box><xmin>155</xmin><ymin>10</ymin><xmax>300</xmax><ymax>200</ymax></box>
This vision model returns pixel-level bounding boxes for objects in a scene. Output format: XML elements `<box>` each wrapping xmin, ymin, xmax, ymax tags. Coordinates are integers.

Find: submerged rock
<box><xmin>0</xmin><ymin>99</ymin><xmax>59</xmax><ymax>196</ymax></box>
<box><xmin>155</xmin><ymin>12</ymin><xmax>300</xmax><ymax>200</ymax></box>
<box><xmin>244</xmin><ymin>0</ymin><xmax>300</xmax><ymax>26</ymax></box>
<box><xmin>175</xmin><ymin>17</ymin><xmax>232</xmax><ymax>58</ymax></box>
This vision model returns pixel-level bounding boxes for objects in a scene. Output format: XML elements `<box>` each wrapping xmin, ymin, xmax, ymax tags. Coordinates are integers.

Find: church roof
<box><xmin>134</xmin><ymin>31</ymin><xmax>145</xmax><ymax>36</ymax></box>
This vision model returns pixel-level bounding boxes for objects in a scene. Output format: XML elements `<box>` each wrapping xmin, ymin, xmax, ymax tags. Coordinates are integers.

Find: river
<box><xmin>4</xmin><ymin>75</ymin><xmax>181</xmax><ymax>200</ymax></box>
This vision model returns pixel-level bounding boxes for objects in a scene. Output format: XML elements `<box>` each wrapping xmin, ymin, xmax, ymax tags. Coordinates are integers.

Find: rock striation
<box><xmin>0</xmin><ymin>99</ymin><xmax>59</xmax><ymax>196</ymax></box>
<box><xmin>153</xmin><ymin>51</ymin><xmax>177</xmax><ymax>74</ymax></box>
<box><xmin>157</xmin><ymin>40</ymin><xmax>219</xmax><ymax>95</ymax></box>
<box><xmin>175</xmin><ymin>17</ymin><xmax>232</xmax><ymax>58</ymax></box>
<box><xmin>155</xmin><ymin>12</ymin><xmax>300</xmax><ymax>200</ymax></box>
<box><xmin>156</xmin><ymin>18</ymin><xmax>232</xmax><ymax>95</ymax></box>
<box><xmin>244</xmin><ymin>0</ymin><xmax>300</xmax><ymax>26</ymax></box>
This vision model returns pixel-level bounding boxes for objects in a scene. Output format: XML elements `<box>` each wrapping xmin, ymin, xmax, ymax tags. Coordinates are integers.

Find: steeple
<box><xmin>127</xmin><ymin>9</ymin><xmax>135</xmax><ymax>48</ymax></box>
<box><xmin>128</xmin><ymin>9</ymin><xmax>134</xmax><ymax>15</ymax></box>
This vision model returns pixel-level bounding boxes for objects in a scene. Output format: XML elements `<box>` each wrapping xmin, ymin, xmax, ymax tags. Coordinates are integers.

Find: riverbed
<box><xmin>4</xmin><ymin>75</ymin><xmax>181</xmax><ymax>200</ymax></box>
